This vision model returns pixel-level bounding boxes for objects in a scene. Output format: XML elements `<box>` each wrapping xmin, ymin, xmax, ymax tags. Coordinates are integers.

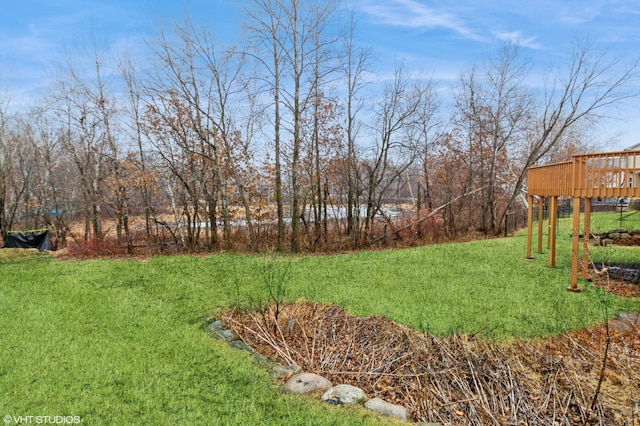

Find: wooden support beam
<box><xmin>547</xmin><ymin>200</ymin><xmax>552</xmax><ymax>249</ymax></box>
<box><xmin>525</xmin><ymin>195</ymin><xmax>534</xmax><ymax>259</ymax></box>
<box><xmin>537</xmin><ymin>196</ymin><xmax>544</xmax><ymax>253</ymax></box>
<box><xmin>549</xmin><ymin>196</ymin><xmax>558</xmax><ymax>267</ymax></box>
<box><xmin>569</xmin><ymin>197</ymin><xmax>582</xmax><ymax>292</ymax></box>
<box><xmin>581</xmin><ymin>198</ymin><xmax>591</xmax><ymax>280</ymax></box>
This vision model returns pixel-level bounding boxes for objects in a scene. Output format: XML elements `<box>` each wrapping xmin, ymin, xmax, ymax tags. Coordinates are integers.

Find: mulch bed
<box><xmin>592</xmin><ymin>279</ymin><xmax>640</xmax><ymax>298</ymax></box>
<box><xmin>223</xmin><ymin>301</ymin><xmax>639</xmax><ymax>425</ymax></box>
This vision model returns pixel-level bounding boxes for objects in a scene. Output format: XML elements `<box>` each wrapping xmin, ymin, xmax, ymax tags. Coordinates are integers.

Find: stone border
<box><xmin>206</xmin><ymin>317</ymin><xmax>419</xmax><ymax>423</ymax></box>
<box><xmin>592</xmin><ymin>228</ymin><xmax>640</xmax><ymax>246</ymax></box>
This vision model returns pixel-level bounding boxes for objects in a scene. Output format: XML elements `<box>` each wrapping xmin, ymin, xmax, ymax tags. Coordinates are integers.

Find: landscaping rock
<box><xmin>616</xmin><ymin>312</ymin><xmax>640</xmax><ymax>322</ymax></box>
<box><xmin>207</xmin><ymin>319</ymin><xmax>224</xmax><ymax>332</ymax></box>
<box><xmin>593</xmin><ymin>228</ymin><xmax>640</xmax><ymax>246</ymax></box>
<box><xmin>214</xmin><ymin>328</ymin><xmax>239</xmax><ymax>342</ymax></box>
<box><xmin>228</xmin><ymin>340</ymin><xmax>257</xmax><ymax>354</ymax></box>
<box><xmin>282</xmin><ymin>372</ymin><xmax>332</xmax><ymax>395</ymax></box>
<box><xmin>270</xmin><ymin>363</ymin><xmax>302</xmax><ymax>380</ymax></box>
<box><xmin>321</xmin><ymin>384</ymin><xmax>368</xmax><ymax>405</ymax></box>
<box><xmin>364</xmin><ymin>397</ymin><xmax>410</xmax><ymax>421</ymax></box>
<box><xmin>611</xmin><ymin>312</ymin><xmax>640</xmax><ymax>334</ymax></box>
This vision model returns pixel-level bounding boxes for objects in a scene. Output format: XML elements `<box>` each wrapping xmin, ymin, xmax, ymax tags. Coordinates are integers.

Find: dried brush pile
<box><xmin>223</xmin><ymin>302</ymin><xmax>640</xmax><ymax>425</ymax></box>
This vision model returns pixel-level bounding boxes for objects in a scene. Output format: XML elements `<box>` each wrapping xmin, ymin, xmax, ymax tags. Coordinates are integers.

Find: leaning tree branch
<box><xmin>372</xmin><ymin>186</ymin><xmax>487</xmax><ymax>243</ymax></box>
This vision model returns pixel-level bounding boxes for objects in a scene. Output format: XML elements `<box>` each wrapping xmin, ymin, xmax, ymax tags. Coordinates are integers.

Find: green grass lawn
<box><xmin>1</xmin><ymin>212</ymin><xmax>638</xmax><ymax>424</ymax></box>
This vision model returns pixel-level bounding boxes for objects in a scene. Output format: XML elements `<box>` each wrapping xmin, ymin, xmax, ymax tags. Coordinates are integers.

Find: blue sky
<box><xmin>1</xmin><ymin>0</ymin><xmax>639</xmax><ymax>150</ymax></box>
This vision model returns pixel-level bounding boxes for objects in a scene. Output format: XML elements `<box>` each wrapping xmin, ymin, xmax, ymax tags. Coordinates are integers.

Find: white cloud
<box><xmin>358</xmin><ymin>0</ymin><xmax>481</xmax><ymax>40</ymax></box>
<box><xmin>493</xmin><ymin>31</ymin><xmax>543</xmax><ymax>50</ymax></box>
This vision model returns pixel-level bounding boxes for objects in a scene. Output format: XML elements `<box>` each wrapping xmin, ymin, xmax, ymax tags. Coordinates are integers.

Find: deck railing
<box><xmin>572</xmin><ymin>151</ymin><xmax>640</xmax><ymax>198</ymax></box>
<box><xmin>527</xmin><ymin>161</ymin><xmax>573</xmax><ymax>196</ymax></box>
<box><xmin>527</xmin><ymin>150</ymin><xmax>640</xmax><ymax>198</ymax></box>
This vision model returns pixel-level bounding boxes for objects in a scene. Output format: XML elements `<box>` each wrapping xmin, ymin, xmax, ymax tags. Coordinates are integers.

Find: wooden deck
<box><xmin>525</xmin><ymin>149</ymin><xmax>640</xmax><ymax>289</ymax></box>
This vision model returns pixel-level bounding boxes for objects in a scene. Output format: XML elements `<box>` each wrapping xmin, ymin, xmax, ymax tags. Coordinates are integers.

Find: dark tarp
<box><xmin>3</xmin><ymin>230</ymin><xmax>51</xmax><ymax>252</ymax></box>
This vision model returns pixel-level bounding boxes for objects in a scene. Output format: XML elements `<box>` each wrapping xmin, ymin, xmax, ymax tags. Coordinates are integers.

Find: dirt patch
<box><xmin>223</xmin><ymin>302</ymin><xmax>640</xmax><ymax>425</ymax></box>
<box><xmin>589</xmin><ymin>267</ymin><xmax>640</xmax><ymax>298</ymax></box>
<box><xmin>592</xmin><ymin>279</ymin><xmax>640</xmax><ymax>298</ymax></box>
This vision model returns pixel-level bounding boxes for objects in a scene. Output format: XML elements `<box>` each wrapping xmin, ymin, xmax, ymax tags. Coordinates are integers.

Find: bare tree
<box><xmin>363</xmin><ymin>66</ymin><xmax>436</xmax><ymax>242</ymax></box>
<box><xmin>120</xmin><ymin>56</ymin><xmax>158</xmax><ymax>248</ymax></box>
<box><xmin>27</xmin><ymin>108</ymin><xmax>74</xmax><ymax>247</ymax></box>
<box><xmin>88</xmin><ymin>46</ymin><xmax>133</xmax><ymax>253</ymax></box>
<box><xmin>448</xmin><ymin>40</ymin><xmax>638</xmax><ymax>236</ymax></box>
<box><xmin>516</xmin><ymin>39</ymin><xmax>639</xmax><ymax>194</ymax></box>
<box><xmin>143</xmin><ymin>23</ymin><xmax>225</xmax><ymax>251</ymax></box>
<box><xmin>455</xmin><ymin>43</ymin><xmax>534</xmax><ymax>234</ymax></box>
<box><xmin>142</xmin><ymin>17</ymin><xmax>266</xmax><ymax>251</ymax></box>
<box><xmin>51</xmin><ymin>62</ymin><xmax>109</xmax><ymax>242</ymax></box>
<box><xmin>244</xmin><ymin>0</ymin><xmax>288</xmax><ymax>250</ymax></box>
<box><xmin>177</xmin><ymin>19</ymin><xmax>261</xmax><ymax>250</ymax></box>
<box><xmin>303</xmin><ymin>0</ymin><xmax>343</xmax><ymax>250</ymax></box>
<box><xmin>339</xmin><ymin>11</ymin><xmax>372</xmax><ymax>249</ymax></box>
<box><xmin>245</xmin><ymin>0</ymin><xmax>340</xmax><ymax>252</ymax></box>
<box><xmin>0</xmin><ymin>90</ymin><xmax>9</xmax><ymax>238</ymax></box>
<box><xmin>287</xmin><ymin>0</ymin><xmax>341</xmax><ymax>252</ymax></box>
<box><xmin>0</xmin><ymin>118</ymin><xmax>34</xmax><ymax>234</ymax></box>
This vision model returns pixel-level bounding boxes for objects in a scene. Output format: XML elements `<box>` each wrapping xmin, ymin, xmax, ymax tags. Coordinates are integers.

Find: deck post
<box><xmin>537</xmin><ymin>196</ymin><xmax>544</xmax><ymax>253</ymax></box>
<box><xmin>581</xmin><ymin>198</ymin><xmax>592</xmax><ymax>279</ymax></box>
<box><xmin>525</xmin><ymin>195</ymin><xmax>534</xmax><ymax>259</ymax></box>
<box><xmin>548</xmin><ymin>196</ymin><xmax>558</xmax><ymax>267</ymax></box>
<box><xmin>569</xmin><ymin>197</ymin><xmax>582</xmax><ymax>291</ymax></box>
<box><xmin>547</xmin><ymin>199</ymin><xmax>552</xmax><ymax>249</ymax></box>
